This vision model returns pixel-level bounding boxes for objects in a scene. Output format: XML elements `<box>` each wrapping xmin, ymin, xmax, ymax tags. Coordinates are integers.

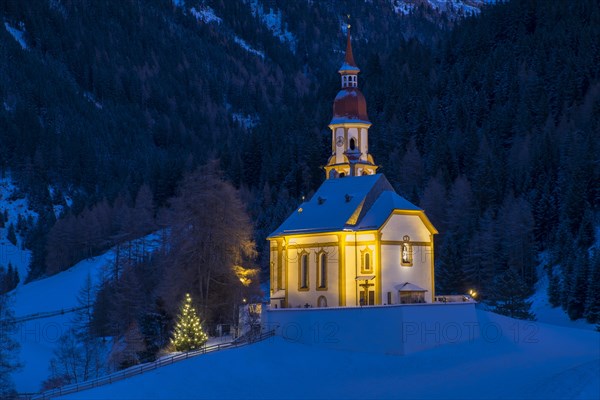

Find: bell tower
<box><xmin>324</xmin><ymin>26</ymin><xmax>378</xmax><ymax>179</ymax></box>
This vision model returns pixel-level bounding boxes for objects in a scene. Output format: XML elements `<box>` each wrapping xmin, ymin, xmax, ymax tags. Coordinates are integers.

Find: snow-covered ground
<box><xmin>0</xmin><ymin>176</ymin><xmax>37</xmax><ymax>284</ymax></box>
<box><xmin>232</xmin><ymin>112</ymin><xmax>259</xmax><ymax>129</ymax></box>
<box><xmin>9</xmin><ymin>233</ymin><xmax>161</xmax><ymax>392</ymax></box>
<box><xmin>529</xmin><ymin>252</ymin><xmax>597</xmax><ymax>331</ymax></box>
<box><xmin>190</xmin><ymin>6</ymin><xmax>222</xmax><ymax>24</ymax></box>
<box><xmin>233</xmin><ymin>36</ymin><xmax>265</xmax><ymax>59</ymax></box>
<box><xmin>246</xmin><ymin>0</ymin><xmax>296</xmax><ymax>52</ymax></box>
<box><xmin>10</xmin><ymin>248</ymin><xmax>116</xmax><ymax>392</ymax></box>
<box><xmin>4</xmin><ymin>21</ymin><xmax>28</xmax><ymax>50</ymax></box>
<box><xmin>390</xmin><ymin>0</ymin><xmax>495</xmax><ymax>18</ymax></box>
<box><xmin>59</xmin><ymin>309</ymin><xmax>599</xmax><ymax>399</ymax></box>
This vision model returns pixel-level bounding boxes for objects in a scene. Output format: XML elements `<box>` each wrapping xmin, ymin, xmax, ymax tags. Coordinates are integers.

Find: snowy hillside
<box><xmin>246</xmin><ymin>0</ymin><xmax>297</xmax><ymax>52</ymax></box>
<box><xmin>59</xmin><ymin>310</ymin><xmax>599</xmax><ymax>399</ymax></box>
<box><xmin>529</xmin><ymin>252</ymin><xmax>597</xmax><ymax>331</ymax></box>
<box><xmin>390</xmin><ymin>0</ymin><xmax>495</xmax><ymax>18</ymax></box>
<box><xmin>0</xmin><ymin>176</ymin><xmax>37</xmax><ymax>284</ymax></box>
<box><xmin>9</xmin><ymin>233</ymin><xmax>161</xmax><ymax>393</ymax></box>
<box><xmin>4</xmin><ymin>21</ymin><xmax>28</xmax><ymax>50</ymax></box>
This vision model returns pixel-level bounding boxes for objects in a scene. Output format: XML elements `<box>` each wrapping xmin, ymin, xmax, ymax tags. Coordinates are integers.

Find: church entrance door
<box><xmin>359</xmin><ymin>290</ymin><xmax>375</xmax><ymax>305</ymax></box>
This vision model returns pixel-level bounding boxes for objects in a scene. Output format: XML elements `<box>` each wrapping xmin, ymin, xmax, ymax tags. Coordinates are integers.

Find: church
<box><xmin>268</xmin><ymin>30</ymin><xmax>438</xmax><ymax>309</ymax></box>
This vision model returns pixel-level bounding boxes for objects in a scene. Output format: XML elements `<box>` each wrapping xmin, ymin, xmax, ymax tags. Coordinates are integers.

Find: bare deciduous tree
<box><xmin>159</xmin><ymin>161</ymin><xmax>258</xmax><ymax>324</ymax></box>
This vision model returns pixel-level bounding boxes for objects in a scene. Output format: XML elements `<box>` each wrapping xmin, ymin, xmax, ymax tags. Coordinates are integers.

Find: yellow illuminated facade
<box><xmin>268</xmin><ymin>31</ymin><xmax>438</xmax><ymax>309</ymax></box>
<box><xmin>268</xmin><ymin>208</ymin><xmax>437</xmax><ymax>308</ymax></box>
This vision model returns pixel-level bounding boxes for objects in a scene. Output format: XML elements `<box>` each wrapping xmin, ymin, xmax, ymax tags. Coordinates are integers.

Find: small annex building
<box><xmin>268</xmin><ymin>29</ymin><xmax>438</xmax><ymax>309</ymax></box>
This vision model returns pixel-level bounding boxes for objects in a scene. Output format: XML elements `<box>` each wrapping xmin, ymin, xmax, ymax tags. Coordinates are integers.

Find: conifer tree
<box><xmin>436</xmin><ymin>231</ymin><xmax>466</xmax><ymax>295</ymax></box>
<box><xmin>547</xmin><ymin>267</ymin><xmax>561</xmax><ymax>308</ymax></box>
<box><xmin>12</xmin><ymin>266</ymin><xmax>19</xmax><ymax>289</ymax></box>
<box><xmin>490</xmin><ymin>269</ymin><xmax>535</xmax><ymax>320</ymax></box>
<box><xmin>4</xmin><ymin>263</ymin><xmax>18</xmax><ymax>292</ymax></box>
<box><xmin>0</xmin><ymin>266</ymin><xmax>5</xmax><ymax>294</ymax></box>
<box><xmin>0</xmin><ymin>294</ymin><xmax>20</xmax><ymax>397</ymax></box>
<box><xmin>7</xmin><ymin>223</ymin><xmax>17</xmax><ymax>246</ymax></box>
<box><xmin>584</xmin><ymin>251</ymin><xmax>600</xmax><ymax>323</ymax></box>
<box><xmin>170</xmin><ymin>293</ymin><xmax>208</xmax><ymax>352</ymax></box>
<box><xmin>4</xmin><ymin>264</ymin><xmax>11</xmax><ymax>294</ymax></box>
<box><xmin>567</xmin><ymin>253</ymin><xmax>589</xmax><ymax>321</ymax></box>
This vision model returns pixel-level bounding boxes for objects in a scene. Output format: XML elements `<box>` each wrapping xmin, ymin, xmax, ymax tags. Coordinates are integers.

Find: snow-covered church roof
<box><xmin>269</xmin><ymin>174</ymin><xmax>425</xmax><ymax>237</ymax></box>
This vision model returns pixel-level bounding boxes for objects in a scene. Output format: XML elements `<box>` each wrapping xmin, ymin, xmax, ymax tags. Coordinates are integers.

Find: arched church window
<box><xmin>349</xmin><ymin>138</ymin><xmax>356</xmax><ymax>150</ymax></box>
<box><xmin>318</xmin><ymin>252</ymin><xmax>327</xmax><ymax>289</ymax></box>
<box><xmin>299</xmin><ymin>253</ymin><xmax>309</xmax><ymax>290</ymax></box>
<box><xmin>361</xmin><ymin>248</ymin><xmax>373</xmax><ymax>273</ymax></box>
<box><xmin>339</xmin><ymin>172</ymin><xmax>346</xmax><ymax>178</ymax></box>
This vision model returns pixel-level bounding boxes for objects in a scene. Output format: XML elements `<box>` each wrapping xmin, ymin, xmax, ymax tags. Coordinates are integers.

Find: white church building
<box><xmin>268</xmin><ymin>30</ymin><xmax>438</xmax><ymax>309</ymax></box>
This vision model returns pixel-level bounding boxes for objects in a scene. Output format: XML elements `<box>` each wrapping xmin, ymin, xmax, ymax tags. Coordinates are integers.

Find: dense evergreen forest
<box><xmin>0</xmin><ymin>0</ymin><xmax>599</xmax><ymax>330</ymax></box>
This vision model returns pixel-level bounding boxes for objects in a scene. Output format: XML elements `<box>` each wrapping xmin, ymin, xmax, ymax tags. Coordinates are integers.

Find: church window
<box><xmin>317</xmin><ymin>252</ymin><xmax>327</xmax><ymax>289</ymax></box>
<box><xmin>299</xmin><ymin>253</ymin><xmax>309</xmax><ymax>290</ymax></box>
<box><xmin>401</xmin><ymin>235</ymin><xmax>412</xmax><ymax>266</ymax></box>
<box><xmin>387</xmin><ymin>291</ymin><xmax>392</xmax><ymax>305</ymax></box>
<box><xmin>361</xmin><ymin>248</ymin><xmax>373</xmax><ymax>273</ymax></box>
<box><xmin>349</xmin><ymin>138</ymin><xmax>356</xmax><ymax>150</ymax></box>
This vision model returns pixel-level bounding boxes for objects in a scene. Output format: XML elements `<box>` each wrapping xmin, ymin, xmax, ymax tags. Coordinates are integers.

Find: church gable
<box><xmin>346</xmin><ymin>174</ymin><xmax>394</xmax><ymax>226</ymax></box>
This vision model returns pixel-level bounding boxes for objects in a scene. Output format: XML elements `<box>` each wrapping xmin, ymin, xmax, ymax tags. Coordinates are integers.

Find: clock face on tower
<box><xmin>336</xmin><ymin>136</ymin><xmax>344</xmax><ymax>147</ymax></box>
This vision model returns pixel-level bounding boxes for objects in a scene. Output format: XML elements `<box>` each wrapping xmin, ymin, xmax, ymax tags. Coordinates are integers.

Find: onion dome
<box><xmin>331</xmin><ymin>88</ymin><xmax>369</xmax><ymax>124</ymax></box>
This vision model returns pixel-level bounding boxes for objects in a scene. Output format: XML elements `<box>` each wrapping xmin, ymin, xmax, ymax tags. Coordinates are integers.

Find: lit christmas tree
<box><xmin>170</xmin><ymin>293</ymin><xmax>208</xmax><ymax>352</ymax></box>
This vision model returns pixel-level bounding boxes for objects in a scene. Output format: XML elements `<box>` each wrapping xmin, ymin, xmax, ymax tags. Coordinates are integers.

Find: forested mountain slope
<box><xmin>0</xmin><ymin>0</ymin><xmax>598</xmax><ymax>321</ymax></box>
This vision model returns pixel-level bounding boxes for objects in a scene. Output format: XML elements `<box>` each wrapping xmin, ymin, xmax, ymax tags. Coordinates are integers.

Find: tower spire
<box><xmin>338</xmin><ymin>24</ymin><xmax>360</xmax><ymax>76</ymax></box>
<box><xmin>324</xmin><ymin>26</ymin><xmax>378</xmax><ymax>180</ymax></box>
<box><xmin>344</xmin><ymin>25</ymin><xmax>356</xmax><ymax>68</ymax></box>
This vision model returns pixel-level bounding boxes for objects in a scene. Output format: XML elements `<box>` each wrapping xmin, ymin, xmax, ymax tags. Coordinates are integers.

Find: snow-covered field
<box><xmin>9</xmin><ymin>233</ymin><xmax>160</xmax><ymax>392</ymax></box>
<box><xmin>59</xmin><ymin>309</ymin><xmax>599</xmax><ymax>399</ymax></box>
<box><xmin>11</xmin><ymin>250</ymin><xmax>116</xmax><ymax>392</ymax></box>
